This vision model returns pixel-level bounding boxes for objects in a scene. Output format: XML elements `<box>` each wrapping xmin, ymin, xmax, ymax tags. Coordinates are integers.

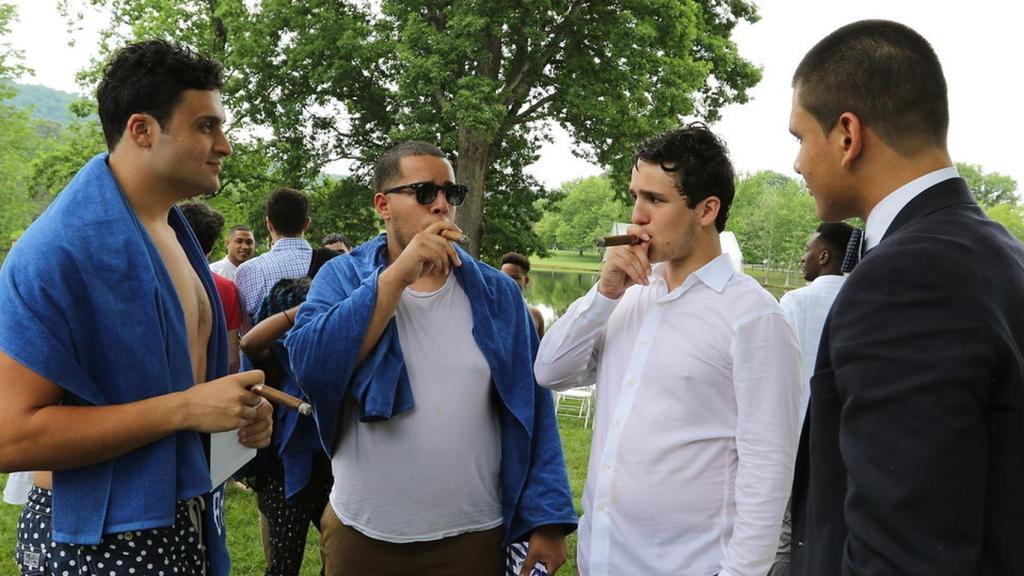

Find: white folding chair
<box><xmin>554</xmin><ymin>385</ymin><xmax>595</xmax><ymax>428</ymax></box>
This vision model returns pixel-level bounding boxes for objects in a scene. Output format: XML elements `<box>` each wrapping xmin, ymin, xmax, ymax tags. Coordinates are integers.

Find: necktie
<box><xmin>841</xmin><ymin>228</ymin><xmax>864</xmax><ymax>274</ymax></box>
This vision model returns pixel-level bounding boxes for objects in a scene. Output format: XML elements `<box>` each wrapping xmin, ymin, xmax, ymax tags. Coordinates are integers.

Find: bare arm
<box><xmin>355</xmin><ymin>221</ymin><xmax>462</xmax><ymax>366</ymax></box>
<box><xmin>0</xmin><ymin>350</ymin><xmax>270</xmax><ymax>472</ymax></box>
<box><xmin>240</xmin><ymin>306</ymin><xmax>300</xmax><ymax>359</ymax></box>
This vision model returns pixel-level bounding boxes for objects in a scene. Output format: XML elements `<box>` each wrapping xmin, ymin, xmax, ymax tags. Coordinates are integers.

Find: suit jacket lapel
<box><xmin>881</xmin><ymin>177</ymin><xmax>976</xmax><ymax>243</ymax></box>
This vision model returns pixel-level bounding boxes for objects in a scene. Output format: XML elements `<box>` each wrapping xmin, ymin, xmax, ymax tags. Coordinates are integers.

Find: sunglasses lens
<box><xmin>414</xmin><ymin>184</ymin><xmax>439</xmax><ymax>205</ymax></box>
<box><xmin>446</xmin><ymin>185</ymin><xmax>467</xmax><ymax>207</ymax></box>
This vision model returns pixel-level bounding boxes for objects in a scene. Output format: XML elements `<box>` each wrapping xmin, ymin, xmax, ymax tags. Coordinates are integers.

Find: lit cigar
<box><xmin>595</xmin><ymin>234</ymin><xmax>642</xmax><ymax>248</ymax></box>
<box><xmin>252</xmin><ymin>385</ymin><xmax>312</xmax><ymax>416</ymax></box>
<box><xmin>440</xmin><ymin>229</ymin><xmax>470</xmax><ymax>244</ymax></box>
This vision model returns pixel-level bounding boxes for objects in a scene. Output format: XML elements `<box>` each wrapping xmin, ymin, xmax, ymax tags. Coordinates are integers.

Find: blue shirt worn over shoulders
<box><xmin>0</xmin><ymin>154</ymin><xmax>231</xmax><ymax>575</ymax></box>
<box><xmin>285</xmin><ymin>234</ymin><xmax>578</xmax><ymax>543</ymax></box>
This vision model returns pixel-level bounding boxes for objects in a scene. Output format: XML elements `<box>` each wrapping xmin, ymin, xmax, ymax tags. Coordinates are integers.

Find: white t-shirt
<box><xmin>209</xmin><ymin>257</ymin><xmax>238</xmax><ymax>281</ymax></box>
<box><xmin>330</xmin><ymin>273</ymin><xmax>503</xmax><ymax>543</ymax></box>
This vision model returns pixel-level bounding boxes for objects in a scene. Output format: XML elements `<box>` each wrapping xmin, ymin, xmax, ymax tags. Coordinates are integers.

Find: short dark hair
<box><xmin>266</xmin><ymin>187</ymin><xmax>309</xmax><ymax>236</ymax></box>
<box><xmin>97</xmin><ymin>40</ymin><xmax>224</xmax><ymax>152</ymax></box>
<box><xmin>321</xmin><ymin>232</ymin><xmax>351</xmax><ymax>248</ymax></box>
<box><xmin>228</xmin><ymin>225</ymin><xmax>252</xmax><ymax>235</ymax></box>
<box><xmin>373</xmin><ymin>141</ymin><xmax>447</xmax><ymax>193</ymax></box>
<box><xmin>179</xmin><ymin>201</ymin><xmax>224</xmax><ymax>255</ymax></box>
<box><xmin>793</xmin><ymin>20</ymin><xmax>948</xmax><ymax>155</ymax></box>
<box><xmin>815</xmin><ymin>221</ymin><xmax>855</xmax><ymax>255</ymax></box>
<box><xmin>500</xmin><ymin>252</ymin><xmax>531</xmax><ymax>273</ymax></box>
<box><xmin>635</xmin><ymin>122</ymin><xmax>735</xmax><ymax>232</ymax></box>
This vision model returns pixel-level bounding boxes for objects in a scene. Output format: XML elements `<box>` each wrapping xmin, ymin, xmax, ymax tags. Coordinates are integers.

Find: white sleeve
<box><xmin>720</xmin><ymin>309</ymin><xmax>802</xmax><ymax>576</ymax></box>
<box><xmin>534</xmin><ymin>284</ymin><xmax>618</xmax><ymax>392</ymax></box>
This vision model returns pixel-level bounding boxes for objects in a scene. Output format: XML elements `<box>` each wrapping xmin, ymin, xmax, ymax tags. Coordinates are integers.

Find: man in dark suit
<box><xmin>788</xmin><ymin>20</ymin><xmax>1024</xmax><ymax>575</ymax></box>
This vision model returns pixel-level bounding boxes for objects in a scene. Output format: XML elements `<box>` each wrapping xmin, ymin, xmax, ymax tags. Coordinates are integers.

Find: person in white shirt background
<box><xmin>209</xmin><ymin>224</ymin><xmax>255</xmax><ymax>281</ymax></box>
<box><xmin>769</xmin><ymin>220</ymin><xmax>853</xmax><ymax>576</ymax></box>
<box><xmin>535</xmin><ymin>122</ymin><xmax>801</xmax><ymax>576</ymax></box>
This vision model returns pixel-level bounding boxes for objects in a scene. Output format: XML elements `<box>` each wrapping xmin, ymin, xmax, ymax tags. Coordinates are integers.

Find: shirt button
<box><xmin>640</xmin><ymin>338</ymin><xmax>649</xmax><ymax>346</ymax></box>
<box><xmin>612</xmin><ymin>419</ymin><xmax>621</xmax><ymax>428</ymax></box>
<box><xmin>626</xmin><ymin>378</ymin><xmax>636</xmax><ymax>386</ymax></box>
<box><xmin>124</xmin><ymin>533</ymin><xmax>133</xmax><ymax>541</ymax></box>
<box><xmin>603</xmin><ymin>462</ymin><xmax>613</xmax><ymax>471</ymax></box>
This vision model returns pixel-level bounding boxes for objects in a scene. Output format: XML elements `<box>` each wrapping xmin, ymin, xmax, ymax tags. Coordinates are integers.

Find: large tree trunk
<box><xmin>455</xmin><ymin>127</ymin><xmax>492</xmax><ymax>258</ymax></box>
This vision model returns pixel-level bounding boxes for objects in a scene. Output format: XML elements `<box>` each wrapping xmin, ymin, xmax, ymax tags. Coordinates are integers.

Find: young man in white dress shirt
<box><xmin>535</xmin><ymin>123</ymin><xmax>802</xmax><ymax>576</ymax></box>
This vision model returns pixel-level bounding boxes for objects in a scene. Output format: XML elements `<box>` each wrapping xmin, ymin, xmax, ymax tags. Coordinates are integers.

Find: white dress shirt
<box><xmin>863</xmin><ymin>166</ymin><xmax>959</xmax><ymax>251</ymax></box>
<box><xmin>536</xmin><ymin>254</ymin><xmax>801</xmax><ymax>576</ymax></box>
<box><xmin>209</xmin><ymin>256</ymin><xmax>238</xmax><ymax>281</ymax></box>
<box><xmin>779</xmin><ymin>274</ymin><xmax>846</xmax><ymax>424</ymax></box>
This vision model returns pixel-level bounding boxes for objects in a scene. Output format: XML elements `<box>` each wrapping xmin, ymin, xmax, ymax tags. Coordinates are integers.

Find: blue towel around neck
<box><xmin>0</xmin><ymin>153</ymin><xmax>231</xmax><ymax>575</ymax></box>
<box><xmin>286</xmin><ymin>233</ymin><xmax>577</xmax><ymax>544</ymax></box>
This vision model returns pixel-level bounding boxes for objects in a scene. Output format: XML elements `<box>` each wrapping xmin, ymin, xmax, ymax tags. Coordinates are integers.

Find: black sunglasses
<box><xmin>384</xmin><ymin>181</ymin><xmax>468</xmax><ymax>207</ymax></box>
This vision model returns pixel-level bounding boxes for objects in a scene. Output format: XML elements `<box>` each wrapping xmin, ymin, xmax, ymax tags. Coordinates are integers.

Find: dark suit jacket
<box><xmin>792</xmin><ymin>178</ymin><xmax>1024</xmax><ymax>575</ymax></box>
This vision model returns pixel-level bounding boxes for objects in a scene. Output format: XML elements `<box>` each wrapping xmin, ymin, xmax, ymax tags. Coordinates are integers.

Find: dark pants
<box><xmin>255</xmin><ymin>452</ymin><xmax>333</xmax><ymax>576</ymax></box>
<box><xmin>319</xmin><ymin>505</ymin><xmax>504</xmax><ymax>576</ymax></box>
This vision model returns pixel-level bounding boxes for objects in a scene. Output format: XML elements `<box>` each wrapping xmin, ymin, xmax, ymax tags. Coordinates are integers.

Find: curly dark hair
<box><xmin>257</xmin><ymin>277</ymin><xmax>312</xmax><ymax>323</ymax></box>
<box><xmin>179</xmin><ymin>201</ymin><xmax>225</xmax><ymax>255</ymax></box>
<box><xmin>97</xmin><ymin>40</ymin><xmax>223</xmax><ymax>151</ymax></box>
<box><xmin>634</xmin><ymin>122</ymin><xmax>735</xmax><ymax>232</ymax></box>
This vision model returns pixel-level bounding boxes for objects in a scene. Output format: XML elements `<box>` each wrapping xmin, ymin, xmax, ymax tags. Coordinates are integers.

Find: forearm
<box><xmin>0</xmin><ymin>392</ymin><xmax>188</xmax><ymax>472</ymax></box>
<box><xmin>534</xmin><ymin>286</ymin><xmax>613</xmax><ymax>391</ymax></box>
<box><xmin>355</xmin><ymin>267</ymin><xmax>405</xmax><ymax>366</ymax></box>
<box><xmin>240</xmin><ymin>307</ymin><xmax>297</xmax><ymax>357</ymax></box>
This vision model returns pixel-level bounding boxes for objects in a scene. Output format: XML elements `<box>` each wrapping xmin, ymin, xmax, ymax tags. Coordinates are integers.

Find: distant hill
<box><xmin>3</xmin><ymin>82</ymin><xmax>83</xmax><ymax>124</ymax></box>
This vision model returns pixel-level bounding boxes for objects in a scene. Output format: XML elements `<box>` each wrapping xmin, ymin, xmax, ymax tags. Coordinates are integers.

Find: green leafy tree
<box><xmin>71</xmin><ymin>0</ymin><xmax>762</xmax><ymax>257</ymax></box>
<box><xmin>956</xmin><ymin>162</ymin><xmax>1019</xmax><ymax>207</ymax></box>
<box><xmin>536</xmin><ymin>176</ymin><xmax>630</xmax><ymax>255</ymax></box>
<box><xmin>729</xmin><ymin>170</ymin><xmax>819</xmax><ymax>276</ymax></box>
<box><xmin>986</xmin><ymin>204</ymin><xmax>1024</xmax><ymax>242</ymax></box>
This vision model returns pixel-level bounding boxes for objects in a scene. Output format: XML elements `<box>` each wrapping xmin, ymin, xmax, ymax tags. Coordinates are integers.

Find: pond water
<box><xmin>524</xmin><ymin>269</ymin><xmax>600</xmax><ymax>330</ymax></box>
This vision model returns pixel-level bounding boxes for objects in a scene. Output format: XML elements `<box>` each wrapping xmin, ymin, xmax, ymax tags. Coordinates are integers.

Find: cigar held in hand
<box><xmin>441</xmin><ymin>229</ymin><xmax>470</xmax><ymax>244</ymax></box>
<box><xmin>595</xmin><ymin>234</ymin><xmax>642</xmax><ymax>247</ymax></box>
<box><xmin>252</xmin><ymin>384</ymin><xmax>312</xmax><ymax>416</ymax></box>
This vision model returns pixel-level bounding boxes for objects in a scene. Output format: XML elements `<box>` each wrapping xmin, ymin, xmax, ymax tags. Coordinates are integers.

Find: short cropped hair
<box><xmin>179</xmin><ymin>201</ymin><xmax>225</xmax><ymax>255</ymax></box>
<box><xmin>373</xmin><ymin>141</ymin><xmax>447</xmax><ymax>193</ymax></box>
<box><xmin>321</xmin><ymin>232</ymin><xmax>351</xmax><ymax>248</ymax></box>
<box><xmin>266</xmin><ymin>187</ymin><xmax>309</xmax><ymax>236</ymax></box>
<box><xmin>228</xmin><ymin>225</ymin><xmax>252</xmax><ymax>235</ymax></box>
<box><xmin>500</xmin><ymin>252</ymin><xmax>531</xmax><ymax>273</ymax></box>
<box><xmin>634</xmin><ymin>122</ymin><xmax>736</xmax><ymax>232</ymax></box>
<box><xmin>793</xmin><ymin>20</ymin><xmax>948</xmax><ymax>155</ymax></box>
<box><xmin>815</xmin><ymin>222</ymin><xmax>855</xmax><ymax>255</ymax></box>
<box><xmin>97</xmin><ymin>40</ymin><xmax>223</xmax><ymax>151</ymax></box>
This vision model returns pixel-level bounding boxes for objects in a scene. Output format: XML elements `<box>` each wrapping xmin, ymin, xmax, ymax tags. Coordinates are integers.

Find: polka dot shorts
<box><xmin>15</xmin><ymin>486</ymin><xmax>207</xmax><ymax>576</ymax></box>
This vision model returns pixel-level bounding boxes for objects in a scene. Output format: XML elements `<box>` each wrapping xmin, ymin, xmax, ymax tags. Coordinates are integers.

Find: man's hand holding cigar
<box><xmin>598</xmin><ymin>225</ymin><xmax>653</xmax><ymax>300</ymax></box>
<box><xmin>383</xmin><ymin>221</ymin><xmax>465</xmax><ymax>287</ymax></box>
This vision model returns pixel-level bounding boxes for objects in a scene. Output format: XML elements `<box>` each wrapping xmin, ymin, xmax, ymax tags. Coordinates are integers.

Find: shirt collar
<box><xmin>656</xmin><ymin>253</ymin><xmax>734</xmax><ymax>300</ymax></box>
<box><xmin>270</xmin><ymin>237</ymin><xmax>312</xmax><ymax>252</ymax></box>
<box><xmin>863</xmin><ymin>166</ymin><xmax>959</xmax><ymax>251</ymax></box>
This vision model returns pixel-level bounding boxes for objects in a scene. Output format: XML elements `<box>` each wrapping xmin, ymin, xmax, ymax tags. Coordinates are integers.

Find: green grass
<box><xmin>534</xmin><ymin>249</ymin><xmax>605</xmax><ymax>272</ymax></box>
<box><xmin>1</xmin><ymin>419</ymin><xmax>593</xmax><ymax>575</ymax></box>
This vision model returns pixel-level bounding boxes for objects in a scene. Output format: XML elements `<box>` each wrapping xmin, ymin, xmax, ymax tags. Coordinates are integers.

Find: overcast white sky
<box><xmin>5</xmin><ymin>0</ymin><xmax>1023</xmax><ymax>191</ymax></box>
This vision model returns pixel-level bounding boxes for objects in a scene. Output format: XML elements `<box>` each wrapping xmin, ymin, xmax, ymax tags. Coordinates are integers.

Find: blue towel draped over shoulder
<box><xmin>0</xmin><ymin>154</ymin><xmax>231</xmax><ymax>575</ymax></box>
<box><xmin>286</xmin><ymin>234</ymin><xmax>577</xmax><ymax>544</ymax></box>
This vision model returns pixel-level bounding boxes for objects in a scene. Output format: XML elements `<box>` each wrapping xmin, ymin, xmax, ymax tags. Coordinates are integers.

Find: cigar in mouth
<box><xmin>441</xmin><ymin>229</ymin><xmax>470</xmax><ymax>244</ymax></box>
<box><xmin>595</xmin><ymin>234</ymin><xmax>642</xmax><ymax>248</ymax></box>
<box><xmin>252</xmin><ymin>385</ymin><xmax>312</xmax><ymax>416</ymax></box>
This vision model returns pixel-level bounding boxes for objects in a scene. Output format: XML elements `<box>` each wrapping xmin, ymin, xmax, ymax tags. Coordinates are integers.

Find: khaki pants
<box><xmin>320</xmin><ymin>505</ymin><xmax>504</xmax><ymax>576</ymax></box>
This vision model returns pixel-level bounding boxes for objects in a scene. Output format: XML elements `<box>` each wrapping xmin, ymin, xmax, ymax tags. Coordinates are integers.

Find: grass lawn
<box><xmin>533</xmin><ymin>249</ymin><xmax>604</xmax><ymax>272</ymax></box>
<box><xmin>1</xmin><ymin>417</ymin><xmax>593</xmax><ymax>575</ymax></box>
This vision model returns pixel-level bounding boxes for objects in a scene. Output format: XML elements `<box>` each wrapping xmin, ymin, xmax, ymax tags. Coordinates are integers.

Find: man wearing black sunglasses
<box><xmin>285</xmin><ymin>141</ymin><xmax>576</xmax><ymax>576</ymax></box>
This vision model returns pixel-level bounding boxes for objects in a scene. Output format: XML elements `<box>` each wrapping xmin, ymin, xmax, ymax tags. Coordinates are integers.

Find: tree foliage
<box><xmin>956</xmin><ymin>162</ymin><xmax>1019</xmax><ymax>207</ymax></box>
<box><xmin>728</xmin><ymin>170</ymin><xmax>819</xmax><ymax>271</ymax></box>
<box><xmin>536</xmin><ymin>176</ymin><xmax>631</xmax><ymax>255</ymax></box>
<box><xmin>69</xmin><ymin>0</ymin><xmax>762</xmax><ymax>258</ymax></box>
<box><xmin>985</xmin><ymin>204</ymin><xmax>1024</xmax><ymax>242</ymax></box>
